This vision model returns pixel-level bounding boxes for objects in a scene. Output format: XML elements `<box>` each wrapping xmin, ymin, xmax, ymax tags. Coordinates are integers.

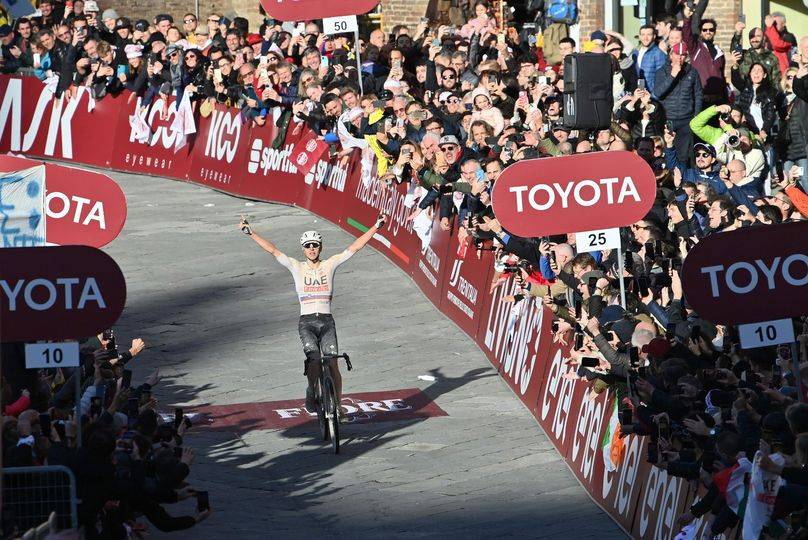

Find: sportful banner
<box><xmin>1</xmin><ymin>74</ymin><xmax>712</xmax><ymax>539</ymax></box>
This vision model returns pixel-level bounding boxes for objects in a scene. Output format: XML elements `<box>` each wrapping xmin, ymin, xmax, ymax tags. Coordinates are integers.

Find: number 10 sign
<box><xmin>25</xmin><ymin>342</ymin><xmax>80</xmax><ymax>369</ymax></box>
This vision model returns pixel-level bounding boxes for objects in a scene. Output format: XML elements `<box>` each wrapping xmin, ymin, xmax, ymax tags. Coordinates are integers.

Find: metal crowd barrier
<box><xmin>1</xmin><ymin>465</ymin><xmax>78</xmax><ymax>534</ymax></box>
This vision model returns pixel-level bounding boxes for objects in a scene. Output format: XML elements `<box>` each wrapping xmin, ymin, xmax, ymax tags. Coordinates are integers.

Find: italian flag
<box><xmin>713</xmin><ymin>457</ymin><xmax>752</xmax><ymax>516</ymax></box>
<box><xmin>601</xmin><ymin>400</ymin><xmax>625</xmax><ymax>472</ymax></box>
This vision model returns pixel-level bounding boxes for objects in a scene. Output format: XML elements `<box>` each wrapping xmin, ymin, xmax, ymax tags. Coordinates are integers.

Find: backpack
<box><xmin>546</xmin><ymin>0</ymin><xmax>578</xmax><ymax>24</ymax></box>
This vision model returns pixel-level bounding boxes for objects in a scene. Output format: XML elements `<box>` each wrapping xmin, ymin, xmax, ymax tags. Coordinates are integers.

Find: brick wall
<box><xmin>578</xmin><ymin>0</ymin><xmax>604</xmax><ymax>48</ymax></box>
<box><xmin>379</xmin><ymin>0</ymin><xmax>431</xmax><ymax>31</ymax></box>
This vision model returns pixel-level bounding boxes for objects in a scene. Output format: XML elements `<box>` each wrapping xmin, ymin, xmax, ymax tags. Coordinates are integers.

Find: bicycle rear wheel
<box><xmin>316</xmin><ymin>378</ymin><xmax>329</xmax><ymax>441</ymax></box>
<box><xmin>325</xmin><ymin>377</ymin><xmax>340</xmax><ymax>454</ymax></box>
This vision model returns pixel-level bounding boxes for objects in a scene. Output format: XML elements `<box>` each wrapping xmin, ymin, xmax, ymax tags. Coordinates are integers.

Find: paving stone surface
<box><xmin>102</xmin><ymin>170</ymin><xmax>627</xmax><ymax>539</ymax></box>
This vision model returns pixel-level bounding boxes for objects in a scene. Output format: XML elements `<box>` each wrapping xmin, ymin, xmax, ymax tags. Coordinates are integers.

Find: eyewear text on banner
<box><xmin>490</xmin><ymin>152</ymin><xmax>657</xmax><ymax>237</ymax></box>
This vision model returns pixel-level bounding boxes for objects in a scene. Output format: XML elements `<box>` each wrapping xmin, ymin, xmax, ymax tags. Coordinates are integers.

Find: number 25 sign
<box><xmin>260</xmin><ymin>0</ymin><xmax>379</xmax><ymax>21</ymax></box>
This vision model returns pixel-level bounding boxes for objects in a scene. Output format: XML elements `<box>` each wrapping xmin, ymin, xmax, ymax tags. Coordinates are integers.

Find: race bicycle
<box><xmin>313</xmin><ymin>352</ymin><xmax>352</xmax><ymax>454</ymax></box>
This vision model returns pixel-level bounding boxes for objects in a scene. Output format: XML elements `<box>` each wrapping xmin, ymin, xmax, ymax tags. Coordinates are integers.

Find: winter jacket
<box><xmin>654</xmin><ymin>64</ymin><xmax>703</xmax><ymax>121</ymax></box>
<box><xmin>682</xmin><ymin>10</ymin><xmax>726</xmax><ymax>102</ymax></box>
<box><xmin>764</xmin><ymin>24</ymin><xmax>792</xmax><ymax>76</ymax></box>
<box><xmin>632</xmin><ymin>44</ymin><xmax>667</xmax><ymax>96</ymax></box>
<box><xmin>689</xmin><ymin>106</ymin><xmax>768</xmax><ymax>179</ymax></box>
<box><xmin>730</xmin><ymin>70</ymin><xmax>778</xmax><ymax>134</ymax></box>
<box><xmin>777</xmin><ymin>93</ymin><xmax>808</xmax><ymax>161</ymax></box>
<box><xmin>664</xmin><ymin>145</ymin><xmax>726</xmax><ymax>195</ymax></box>
<box><xmin>729</xmin><ymin>36</ymin><xmax>782</xmax><ymax>89</ymax></box>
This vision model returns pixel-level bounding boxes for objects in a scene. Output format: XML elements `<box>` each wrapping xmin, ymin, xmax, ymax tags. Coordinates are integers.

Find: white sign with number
<box><xmin>25</xmin><ymin>342</ymin><xmax>80</xmax><ymax>369</ymax></box>
<box><xmin>738</xmin><ymin>319</ymin><xmax>795</xmax><ymax>349</ymax></box>
<box><xmin>574</xmin><ymin>228</ymin><xmax>621</xmax><ymax>253</ymax></box>
<box><xmin>323</xmin><ymin>15</ymin><xmax>358</xmax><ymax>36</ymax></box>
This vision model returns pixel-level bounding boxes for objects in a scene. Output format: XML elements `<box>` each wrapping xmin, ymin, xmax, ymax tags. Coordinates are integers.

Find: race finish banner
<box><xmin>0</xmin><ymin>245</ymin><xmax>127</xmax><ymax>342</ymax></box>
<box><xmin>489</xmin><ymin>151</ymin><xmax>657</xmax><ymax>237</ymax></box>
<box><xmin>260</xmin><ymin>0</ymin><xmax>380</xmax><ymax>20</ymax></box>
<box><xmin>0</xmin><ymin>154</ymin><xmax>128</xmax><ymax>248</ymax></box>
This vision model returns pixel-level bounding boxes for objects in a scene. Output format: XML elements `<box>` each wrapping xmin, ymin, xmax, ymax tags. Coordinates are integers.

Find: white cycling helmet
<box><xmin>300</xmin><ymin>230</ymin><xmax>323</xmax><ymax>246</ymax></box>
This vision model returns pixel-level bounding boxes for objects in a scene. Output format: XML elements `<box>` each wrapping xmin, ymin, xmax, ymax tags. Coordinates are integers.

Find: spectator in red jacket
<box><xmin>765</xmin><ymin>13</ymin><xmax>793</xmax><ymax>75</ymax></box>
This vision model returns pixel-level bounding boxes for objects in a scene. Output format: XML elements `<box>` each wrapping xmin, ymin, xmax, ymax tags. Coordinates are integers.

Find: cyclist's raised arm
<box><xmin>347</xmin><ymin>214</ymin><xmax>387</xmax><ymax>253</ymax></box>
<box><xmin>239</xmin><ymin>217</ymin><xmax>284</xmax><ymax>258</ymax></box>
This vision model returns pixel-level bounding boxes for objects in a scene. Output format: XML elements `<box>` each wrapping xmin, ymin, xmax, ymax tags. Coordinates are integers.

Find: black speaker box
<box><xmin>562</xmin><ymin>53</ymin><xmax>614</xmax><ymax>130</ymax></box>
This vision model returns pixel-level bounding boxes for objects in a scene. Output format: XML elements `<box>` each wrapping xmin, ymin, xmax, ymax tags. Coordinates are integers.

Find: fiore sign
<box><xmin>490</xmin><ymin>152</ymin><xmax>656</xmax><ymax>237</ymax></box>
<box><xmin>0</xmin><ymin>154</ymin><xmax>127</xmax><ymax>248</ymax></box>
<box><xmin>681</xmin><ymin>221</ymin><xmax>808</xmax><ymax>325</ymax></box>
<box><xmin>0</xmin><ymin>246</ymin><xmax>127</xmax><ymax>342</ymax></box>
<box><xmin>259</xmin><ymin>0</ymin><xmax>380</xmax><ymax>21</ymax></box>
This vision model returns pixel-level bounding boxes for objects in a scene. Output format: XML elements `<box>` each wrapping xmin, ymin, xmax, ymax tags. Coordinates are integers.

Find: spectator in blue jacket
<box><xmin>655</xmin><ymin>42</ymin><xmax>702</xmax><ymax>164</ymax></box>
<box><xmin>663</xmin><ymin>129</ymin><xmax>725</xmax><ymax>195</ymax></box>
<box><xmin>632</xmin><ymin>25</ymin><xmax>667</xmax><ymax>96</ymax></box>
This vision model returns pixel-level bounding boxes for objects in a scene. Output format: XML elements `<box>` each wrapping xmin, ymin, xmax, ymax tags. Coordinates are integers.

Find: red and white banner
<box><xmin>0</xmin><ymin>154</ymin><xmax>127</xmax><ymax>248</ymax></box>
<box><xmin>259</xmin><ymin>0</ymin><xmax>380</xmax><ymax>21</ymax></box>
<box><xmin>1</xmin><ymin>74</ymin><xmax>702</xmax><ymax>538</ymax></box>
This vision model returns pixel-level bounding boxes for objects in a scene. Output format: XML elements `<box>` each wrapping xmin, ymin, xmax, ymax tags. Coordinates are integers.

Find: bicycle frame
<box><xmin>313</xmin><ymin>353</ymin><xmax>351</xmax><ymax>454</ymax></box>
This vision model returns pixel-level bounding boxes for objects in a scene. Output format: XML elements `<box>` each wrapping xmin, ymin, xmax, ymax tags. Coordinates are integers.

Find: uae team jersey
<box><xmin>275</xmin><ymin>249</ymin><xmax>355</xmax><ymax>315</ymax></box>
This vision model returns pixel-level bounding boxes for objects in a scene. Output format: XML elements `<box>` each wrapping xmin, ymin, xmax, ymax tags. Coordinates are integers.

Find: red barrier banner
<box><xmin>240</xmin><ymin>121</ymin><xmax>302</xmax><ymax>205</ymax></box>
<box><xmin>0</xmin><ymin>155</ymin><xmax>127</xmax><ymax>248</ymax></box>
<box><xmin>681</xmin><ymin>220</ymin><xmax>808</xmax><ymax>325</ymax></box>
<box><xmin>439</xmin><ymin>241</ymin><xmax>492</xmax><ymax>338</ymax></box>
<box><xmin>260</xmin><ymin>0</ymin><xmax>380</xmax><ymax>21</ymax></box>
<box><xmin>187</xmin><ymin>104</ymin><xmax>251</xmax><ymax>193</ymax></box>
<box><xmin>0</xmin><ymin>77</ymin><xmax>118</xmax><ymax>167</ymax></box>
<box><xmin>490</xmin><ymin>151</ymin><xmax>657</xmax><ymax>237</ymax></box>
<box><xmin>109</xmin><ymin>95</ymin><xmax>192</xmax><ymax>179</ymax></box>
<box><xmin>0</xmin><ymin>245</ymin><xmax>127</xmax><ymax>342</ymax></box>
<box><xmin>410</xmin><ymin>211</ymin><xmax>453</xmax><ymax>309</ymax></box>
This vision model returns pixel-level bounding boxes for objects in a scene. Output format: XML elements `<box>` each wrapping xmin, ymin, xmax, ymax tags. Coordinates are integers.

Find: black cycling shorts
<box><xmin>298</xmin><ymin>313</ymin><xmax>339</xmax><ymax>368</ymax></box>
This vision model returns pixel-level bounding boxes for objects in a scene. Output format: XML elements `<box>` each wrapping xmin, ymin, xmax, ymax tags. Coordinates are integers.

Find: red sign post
<box><xmin>0</xmin><ymin>246</ymin><xmax>127</xmax><ymax>342</ymax></box>
<box><xmin>490</xmin><ymin>152</ymin><xmax>657</xmax><ymax>237</ymax></box>
<box><xmin>259</xmin><ymin>0</ymin><xmax>380</xmax><ymax>21</ymax></box>
<box><xmin>680</xmin><ymin>220</ymin><xmax>808</xmax><ymax>325</ymax></box>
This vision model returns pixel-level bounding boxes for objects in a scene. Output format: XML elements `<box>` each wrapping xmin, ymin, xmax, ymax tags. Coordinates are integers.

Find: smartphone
<box><xmin>116</xmin><ymin>64</ymin><xmax>127</xmax><ymax>77</ymax></box>
<box><xmin>213</xmin><ymin>68</ymin><xmax>222</xmax><ymax>82</ymax></box>
<box><xmin>432</xmin><ymin>38</ymin><xmax>441</xmax><ymax>47</ymax></box>
<box><xmin>644</xmin><ymin>241</ymin><xmax>656</xmax><ymax>261</ymax></box>
<box><xmin>497</xmin><ymin>33</ymin><xmax>505</xmax><ymax>45</ymax></box>
<box><xmin>796</xmin><ymin>166</ymin><xmax>805</xmax><ymax>177</ymax></box>
<box><xmin>33</xmin><ymin>52</ymin><xmax>41</xmax><ymax>65</ymax></box>
<box><xmin>574</xmin><ymin>331</ymin><xmax>585</xmax><ymax>350</ymax></box>
<box><xmin>636</xmin><ymin>275</ymin><xmax>650</xmax><ymax>298</ymax></box>
<box><xmin>538</xmin><ymin>75</ymin><xmax>548</xmax><ymax>86</ymax></box>
<box><xmin>657</xmin><ymin>415</ymin><xmax>671</xmax><ymax>440</ymax></box>
<box><xmin>126</xmin><ymin>397</ymin><xmax>139</xmax><ymax>418</ymax></box>
<box><xmin>690</xmin><ymin>325</ymin><xmax>702</xmax><ymax>342</ymax></box>
<box><xmin>519</xmin><ymin>90</ymin><xmax>527</xmax><ymax>101</ymax></box>
<box><xmin>637</xmin><ymin>78</ymin><xmax>646</xmax><ymax>90</ymax></box>
<box><xmin>39</xmin><ymin>413</ymin><xmax>52</xmax><ymax>435</ymax></box>
<box><xmin>174</xmin><ymin>446</ymin><xmax>183</xmax><ymax>458</ymax></box>
<box><xmin>581</xmin><ymin>356</ymin><xmax>599</xmax><ymax>368</ymax></box>
<box><xmin>629</xmin><ymin>346</ymin><xmax>640</xmax><ymax>366</ymax></box>
<box><xmin>90</xmin><ymin>397</ymin><xmax>102</xmax><ymax>416</ymax></box>
<box><xmin>587</xmin><ymin>276</ymin><xmax>598</xmax><ymax>295</ymax></box>
<box><xmin>392</xmin><ymin>59</ymin><xmax>401</xmax><ymax>71</ymax></box>
<box><xmin>619</xmin><ymin>408</ymin><xmax>632</xmax><ymax>425</ymax></box>
<box><xmin>174</xmin><ymin>407</ymin><xmax>184</xmax><ymax>429</ymax></box>
<box><xmin>464</xmin><ymin>103</ymin><xmax>473</xmax><ymax>112</ymax></box>
<box><xmin>772</xmin><ymin>364</ymin><xmax>782</xmax><ymax>387</ymax></box>
<box><xmin>121</xmin><ymin>369</ymin><xmax>132</xmax><ymax>389</ymax></box>
<box><xmin>549</xmin><ymin>250</ymin><xmax>557</xmax><ymax>266</ymax></box>
<box><xmin>658</xmin><ymin>258</ymin><xmax>670</xmax><ymax>274</ymax></box>
<box><xmin>574</xmin><ymin>298</ymin><xmax>582</xmax><ymax>320</ymax></box>
<box><xmin>738</xmin><ymin>14</ymin><xmax>746</xmax><ymax>23</ymax></box>
<box><xmin>196</xmin><ymin>491</ymin><xmax>210</xmax><ymax>512</ymax></box>
<box><xmin>666</xmin><ymin>322</ymin><xmax>677</xmax><ymax>339</ymax></box>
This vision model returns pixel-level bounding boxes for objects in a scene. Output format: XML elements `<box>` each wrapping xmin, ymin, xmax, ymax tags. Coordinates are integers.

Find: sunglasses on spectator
<box><xmin>440</xmin><ymin>145</ymin><xmax>457</xmax><ymax>151</ymax></box>
<box><xmin>447</xmin><ymin>98</ymin><xmax>461</xmax><ymax>104</ymax></box>
<box><xmin>701</xmin><ymin>26</ymin><xmax>715</xmax><ymax>32</ymax></box>
<box><xmin>184</xmin><ymin>18</ymin><xmax>196</xmax><ymax>23</ymax></box>
<box><xmin>442</xmin><ymin>74</ymin><xmax>456</xmax><ymax>79</ymax></box>
<box><xmin>303</xmin><ymin>242</ymin><xmax>320</xmax><ymax>249</ymax></box>
<box><xmin>787</xmin><ymin>75</ymin><xmax>795</xmax><ymax>80</ymax></box>
<box><xmin>695</xmin><ymin>151</ymin><xmax>711</xmax><ymax>158</ymax></box>
<box><xmin>631</xmin><ymin>224</ymin><xmax>650</xmax><ymax>230</ymax></box>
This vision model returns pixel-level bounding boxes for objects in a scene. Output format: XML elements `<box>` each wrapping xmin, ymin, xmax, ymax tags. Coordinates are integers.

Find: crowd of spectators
<box><xmin>2</xmin><ymin>333</ymin><xmax>212</xmax><ymax>538</ymax></box>
<box><xmin>2</xmin><ymin>0</ymin><xmax>808</xmax><ymax>537</ymax></box>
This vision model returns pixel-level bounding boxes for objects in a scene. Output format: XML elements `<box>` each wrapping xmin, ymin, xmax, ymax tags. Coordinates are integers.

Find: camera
<box><xmin>727</xmin><ymin>133</ymin><xmax>741</xmax><ymax>148</ymax></box>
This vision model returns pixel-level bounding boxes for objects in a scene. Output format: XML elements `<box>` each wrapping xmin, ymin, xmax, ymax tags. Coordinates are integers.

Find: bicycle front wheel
<box><xmin>325</xmin><ymin>377</ymin><xmax>340</xmax><ymax>454</ymax></box>
<box><xmin>317</xmin><ymin>378</ymin><xmax>329</xmax><ymax>441</ymax></box>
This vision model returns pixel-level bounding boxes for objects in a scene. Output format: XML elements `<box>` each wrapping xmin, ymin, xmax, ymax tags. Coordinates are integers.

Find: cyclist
<box><xmin>239</xmin><ymin>214</ymin><xmax>387</xmax><ymax>414</ymax></box>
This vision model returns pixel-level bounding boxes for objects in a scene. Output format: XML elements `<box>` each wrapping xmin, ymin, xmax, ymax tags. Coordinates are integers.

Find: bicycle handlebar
<box><xmin>322</xmin><ymin>353</ymin><xmax>352</xmax><ymax>371</ymax></box>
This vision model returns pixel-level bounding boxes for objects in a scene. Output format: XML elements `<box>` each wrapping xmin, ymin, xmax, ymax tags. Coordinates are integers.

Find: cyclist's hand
<box><xmin>374</xmin><ymin>213</ymin><xmax>387</xmax><ymax>229</ymax></box>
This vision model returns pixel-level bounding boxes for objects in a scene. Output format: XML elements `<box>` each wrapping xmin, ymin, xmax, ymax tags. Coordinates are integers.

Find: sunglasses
<box><xmin>442</xmin><ymin>74</ymin><xmax>456</xmax><ymax>80</ymax></box>
<box><xmin>701</xmin><ymin>27</ymin><xmax>716</xmax><ymax>32</ymax></box>
<box><xmin>184</xmin><ymin>18</ymin><xmax>196</xmax><ymax>23</ymax></box>
<box><xmin>303</xmin><ymin>242</ymin><xmax>320</xmax><ymax>249</ymax></box>
<box><xmin>695</xmin><ymin>151</ymin><xmax>712</xmax><ymax>158</ymax></box>
<box><xmin>440</xmin><ymin>145</ymin><xmax>457</xmax><ymax>151</ymax></box>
